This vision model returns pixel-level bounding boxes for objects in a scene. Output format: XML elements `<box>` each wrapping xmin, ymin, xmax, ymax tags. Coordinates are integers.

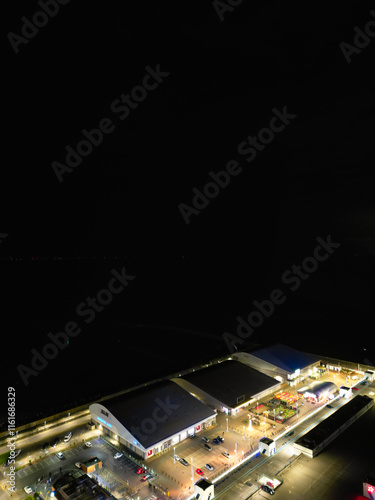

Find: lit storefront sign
<box><xmin>97</xmin><ymin>416</ymin><xmax>112</xmax><ymax>428</ymax></box>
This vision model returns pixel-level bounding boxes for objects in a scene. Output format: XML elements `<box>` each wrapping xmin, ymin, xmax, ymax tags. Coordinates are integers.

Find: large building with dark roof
<box><xmin>89</xmin><ymin>380</ymin><xmax>216</xmax><ymax>460</ymax></box>
<box><xmin>294</xmin><ymin>395</ymin><xmax>374</xmax><ymax>457</ymax></box>
<box><xmin>172</xmin><ymin>360</ymin><xmax>282</xmax><ymax>415</ymax></box>
<box><xmin>233</xmin><ymin>343</ymin><xmax>320</xmax><ymax>384</ymax></box>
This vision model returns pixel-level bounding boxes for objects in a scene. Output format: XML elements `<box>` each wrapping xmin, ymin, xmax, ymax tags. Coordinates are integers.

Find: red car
<box><xmin>196</xmin><ymin>469</ymin><xmax>204</xmax><ymax>476</ymax></box>
<box><xmin>353</xmin><ymin>387</ymin><xmax>359</xmax><ymax>391</ymax></box>
<box><xmin>137</xmin><ymin>467</ymin><xmax>147</xmax><ymax>474</ymax></box>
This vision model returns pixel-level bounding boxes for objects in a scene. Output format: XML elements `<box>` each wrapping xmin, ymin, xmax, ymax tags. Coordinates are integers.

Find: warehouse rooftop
<box><xmin>96</xmin><ymin>380</ymin><xmax>216</xmax><ymax>448</ymax></box>
<box><xmin>176</xmin><ymin>360</ymin><xmax>280</xmax><ymax>408</ymax></box>
<box><xmin>247</xmin><ymin>343</ymin><xmax>319</xmax><ymax>373</ymax></box>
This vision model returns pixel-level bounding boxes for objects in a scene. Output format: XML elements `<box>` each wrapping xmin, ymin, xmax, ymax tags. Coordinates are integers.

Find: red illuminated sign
<box><xmin>147</xmin><ymin>449</ymin><xmax>153</xmax><ymax>457</ymax></box>
<box><xmin>196</xmin><ymin>425</ymin><xmax>201</xmax><ymax>431</ymax></box>
<box><xmin>368</xmin><ymin>485</ymin><xmax>375</xmax><ymax>493</ymax></box>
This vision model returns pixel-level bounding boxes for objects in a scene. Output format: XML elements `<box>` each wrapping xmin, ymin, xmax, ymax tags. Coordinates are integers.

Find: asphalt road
<box><xmin>2</xmin><ymin>376</ymin><xmax>372</xmax><ymax>500</ymax></box>
<box><xmin>208</xmin><ymin>380</ymin><xmax>375</xmax><ymax>499</ymax></box>
<box><xmin>2</xmin><ymin>437</ymin><xmax>159</xmax><ymax>500</ymax></box>
<box><xmin>265</xmin><ymin>402</ymin><xmax>375</xmax><ymax>500</ymax></box>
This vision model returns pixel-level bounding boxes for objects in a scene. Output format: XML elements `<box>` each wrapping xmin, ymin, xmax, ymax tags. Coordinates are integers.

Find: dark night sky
<box><xmin>2</xmin><ymin>1</ymin><xmax>375</xmax><ymax>425</ymax></box>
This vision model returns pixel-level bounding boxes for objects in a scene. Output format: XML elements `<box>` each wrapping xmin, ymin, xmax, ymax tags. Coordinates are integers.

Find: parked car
<box><xmin>114</xmin><ymin>452</ymin><xmax>123</xmax><ymax>459</ymax></box>
<box><xmin>261</xmin><ymin>485</ymin><xmax>274</xmax><ymax>495</ymax></box>
<box><xmin>202</xmin><ymin>436</ymin><xmax>209</xmax><ymax>443</ymax></box>
<box><xmin>326</xmin><ymin>404</ymin><xmax>333</xmax><ymax>409</ymax></box>
<box><xmin>179</xmin><ymin>458</ymin><xmax>188</xmax><ymax>466</ymax></box>
<box><xmin>205</xmin><ymin>464</ymin><xmax>214</xmax><ymax>471</ymax></box>
<box><xmin>213</xmin><ymin>438</ymin><xmax>220</xmax><ymax>444</ymax></box>
<box><xmin>189</xmin><ymin>434</ymin><xmax>196</xmax><ymax>439</ymax></box>
<box><xmin>217</xmin><ymin>436</ymin><xmax>224</xmax><ymax>443</ymax></box>
<box><xmin>222</xmin><ymin>452</ymin><xmax>231</xmax><ymax>458</ymax></box>
<box><xmin>64</xmin><ymin>432</ymin><xmax>72</xmax><ymax>443</ymax></box>
<box><xmin>353</xmin><ymin>387</ymin><xmax>359</xmax><ymax>391</ymax></box>
<box><xmin>85</xmin><ymin>442</ymin><xmax>92</xmax><ymax>448</ymax></box>
<box><xmin>13</xmin><ymin>449</ymin><xmax>21</xmax><ymax>458</ymax></box>
<box><xmin>285</xmin><ymin>431</ymin><xmax>294</xmax><ymax>437</ymax></box>
<box><xmin>56</xmin><ymin>452</ymin><xmax>64</xmax><ymax>460</ymax></box>
<box><xmin>141</xmin><ymin>474</ymin><xmax>152</xmax><ymax>481</ymax></box>
<box><xmin>24</xmin><ymin>486</ymin><xmax>33</xmax><ymax>494</ymax></box>
<box><xmin>75</xmin><ymin>462</ymin><xmax>82</xmax><ymax>469</ymax></box>
<box><xmin>204</xmin><ymin>444</ymin><xmax>212</xmax><ymax>451</ymax></box>
<box><xmin>173</xmin><ymin>455</ymin><xmax>180</xmax><ymax>462</ymax></box>
<box><xmin>196</xmin><ymin>469</ymin><xmax>204</xmax><ymax>476</ymax></box>
<box><xmin>137</xmin><ymin>467</ymin><xmax>147</xmax><ymax>474</ymax></box>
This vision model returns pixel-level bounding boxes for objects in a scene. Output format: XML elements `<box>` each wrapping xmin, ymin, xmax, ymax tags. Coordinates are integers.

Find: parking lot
<box><xmin>5</xmin><ymin>368</ymin><xmax>371</xmax><ymax>500</ymax></box>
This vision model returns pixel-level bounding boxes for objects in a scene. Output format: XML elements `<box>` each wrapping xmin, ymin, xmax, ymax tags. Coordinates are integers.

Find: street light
<box><xmin>173</xmin><ymin>447</ymin><xmax>176</xmax><ymax>463</ymax></box>
<box><xmin>248</xmin><ymin>414</ymin><xmax>252</xmax><ymax>431</ymax></box>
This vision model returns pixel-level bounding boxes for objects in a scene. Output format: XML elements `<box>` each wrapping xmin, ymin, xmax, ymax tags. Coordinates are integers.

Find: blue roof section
<box><xmin>248</xmin><ymin>344</ymin><xmax>319</xmax><ymax>373</ymax></box>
